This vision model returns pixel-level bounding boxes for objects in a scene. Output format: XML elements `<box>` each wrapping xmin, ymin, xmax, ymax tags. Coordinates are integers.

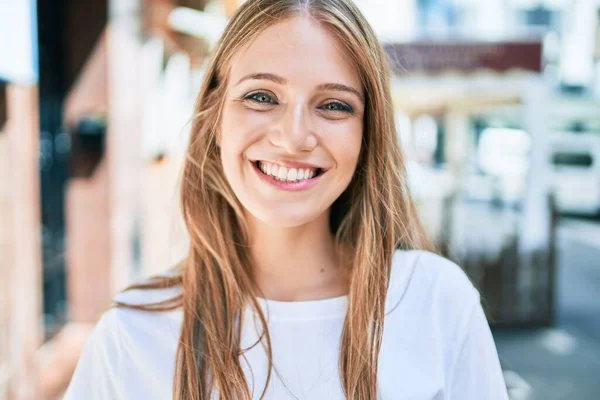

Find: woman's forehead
<box><xmin>227</xmin><ymin>16</ymin><xmax>363</xmax><ymax>94</ymax></box>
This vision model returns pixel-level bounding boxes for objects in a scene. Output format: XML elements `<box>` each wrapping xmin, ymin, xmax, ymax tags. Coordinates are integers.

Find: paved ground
<box><xmin>493</xmin><ymin>217</ymin><xmax>600</xmax><ymax>400</ymax></box>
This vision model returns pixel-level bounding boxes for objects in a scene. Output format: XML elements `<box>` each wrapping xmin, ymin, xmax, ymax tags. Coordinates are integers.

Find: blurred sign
<box><xmin>384</xmin><ymin>40</ymin><xmax>543</xmax><ymax>75</ymax></box>
<box><xmin>0</xmin><ymin>0</ymin><xmax>38</xmax><ymax>84</ymax></box>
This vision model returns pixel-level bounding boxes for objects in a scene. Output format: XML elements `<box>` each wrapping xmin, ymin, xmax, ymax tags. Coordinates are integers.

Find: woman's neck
<box><xmin>247</xmin><ymin>212</ymin><xmax>349</xmax><ymax>302</ymax></box>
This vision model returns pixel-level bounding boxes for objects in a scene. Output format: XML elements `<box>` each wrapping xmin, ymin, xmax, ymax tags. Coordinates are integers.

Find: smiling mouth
<box><xmin>253</xmin><ymin>160</ymin><xmax>325</xmax><ymax>182</ymax></box>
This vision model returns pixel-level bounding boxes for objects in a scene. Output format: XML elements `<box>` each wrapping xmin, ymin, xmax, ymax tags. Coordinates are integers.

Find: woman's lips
<box><xmin>251</xmin><ymin>160</ymin><xmax>325</xmax><ymax>192</ymax></box>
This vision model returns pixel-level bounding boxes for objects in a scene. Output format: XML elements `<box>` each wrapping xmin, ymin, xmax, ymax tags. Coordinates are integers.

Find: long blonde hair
<box><xmin>119</xmin><ymin>0</ymin><xmax>431</xmax><ymax>398</ymax></box>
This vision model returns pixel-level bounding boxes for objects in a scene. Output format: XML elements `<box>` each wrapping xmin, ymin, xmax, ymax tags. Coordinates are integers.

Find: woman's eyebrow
<box><xmin>235</xmin><ymin>72</ymin><xmax>364</xmax><ymax>103</ymax></box>
<box><xmin>317</xmin><ymin>83</ymin><xmax>364</xmax><ymax>103</ymax></box>
<box><xmin>236</xmin><ymin>73</ymin><xmax>287</xmax><ymax>86</ymax></box>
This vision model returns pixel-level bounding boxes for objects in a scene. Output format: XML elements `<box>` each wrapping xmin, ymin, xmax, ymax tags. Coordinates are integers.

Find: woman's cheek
<box><xmin>321</xmin><ymin>119</ymin><xmax>363</xmax><ymax>162</ymax></box>
<box><xmin>221</xmin><ymin>106</ymin><xmax>266</xmax><ymax>147</ymax></box>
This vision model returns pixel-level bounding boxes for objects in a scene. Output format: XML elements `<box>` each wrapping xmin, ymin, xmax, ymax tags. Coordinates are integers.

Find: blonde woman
<box><xmin>65</xmin><ymin>0</ymin><xmax>509</xmax><ymax>399</ymax></box>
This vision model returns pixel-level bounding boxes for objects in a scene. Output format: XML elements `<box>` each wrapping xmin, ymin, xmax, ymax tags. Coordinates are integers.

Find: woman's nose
<box><xmin>268</xmin><ymin>102</ymin><xmax>317</xmax><ymax>154</ymax></box>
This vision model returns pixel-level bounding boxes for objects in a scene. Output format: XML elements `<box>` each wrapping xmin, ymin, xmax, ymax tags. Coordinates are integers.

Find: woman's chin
<box><xmin>247</xmin><ymin>203</ymin><xmax>327</xmax><ymax>229</ymax></box>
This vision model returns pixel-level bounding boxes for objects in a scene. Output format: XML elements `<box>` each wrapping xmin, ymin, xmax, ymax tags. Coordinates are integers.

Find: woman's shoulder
<box><xmin>390</xmin><ymin>249</ymin><xmax>478</xmax><ymax>295</ymax></box>
<box><xmin>80</xmin><ymin>279</ymin><xmax>184</xmax><ymax>360</ymax></box>
<box><xmin>80</xmin><ymin>281</ymin><xmax>183</xmax><ymax>367</ymax></box>
<box><xmin>64</xmin><ymin>283</ymin><xmax>182</xmax><ymax>399</ymax></box>
<box><xmin>111</xmin><ymin>279</ymin><xmax>183</xmax><ymax>330</ymax></box>
<box><xmin>387</xmin><ymin>251</ymin><xmax>507</xmax><ymax>399</ymax></box>
<box><xmin>388</xmin><ymin>249</ymin><xmax>480</xmax><ymax>322</ymax></box>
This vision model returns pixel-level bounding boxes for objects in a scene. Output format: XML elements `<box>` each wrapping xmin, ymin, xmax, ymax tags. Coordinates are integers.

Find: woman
<box><xmin>65</xmin><ymin>0</ymin><xmax>509</xmax><ymax>399</ymax></box>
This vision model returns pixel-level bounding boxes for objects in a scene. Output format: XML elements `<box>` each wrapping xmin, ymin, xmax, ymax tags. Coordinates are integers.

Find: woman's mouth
<box><xmin>255</xmin><ymin>160</ymin><xmax>323</xmax><ymax>182</ymax></box>
<box><xmin>251</xmin><ymin>160</ymin><xmax>326</xmax><ymax>191</ymax></box>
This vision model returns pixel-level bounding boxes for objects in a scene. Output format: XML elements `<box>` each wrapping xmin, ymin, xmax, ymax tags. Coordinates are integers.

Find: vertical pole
<box><xmin>518</xmin><ymin>74</ymin><xmax>551</xmax><ymax>321</ymax></box>
<box><xmin>107</xmin><ymin>0</ymin><xmax>143</xmax><ymax>292</ymax></box>
<box><xmin>37</xmin><ymin>0</ymin><xmax>69</xmax><ymax>333</ymax></box>
<box><xmin>4</xmin><ymin>85</ymin><xmax>43</xmax><ymax>400</ymax></box>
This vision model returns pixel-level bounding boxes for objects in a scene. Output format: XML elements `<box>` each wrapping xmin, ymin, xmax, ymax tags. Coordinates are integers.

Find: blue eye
<box><xmin>245</xmin><ymin>92</ymin><xmax>276</xmax><ymax>104</ymax></box>
<box><xmin>321</xmin><ymin>101</ymin><xmax>353</xmax><ymax>114</ymax></box>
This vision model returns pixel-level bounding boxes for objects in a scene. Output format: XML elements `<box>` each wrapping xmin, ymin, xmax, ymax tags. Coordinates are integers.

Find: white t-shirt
<box><xmin>64</xmin><ymin>250</ymin><xmax>509</xmax><ymax>400</ymax></box>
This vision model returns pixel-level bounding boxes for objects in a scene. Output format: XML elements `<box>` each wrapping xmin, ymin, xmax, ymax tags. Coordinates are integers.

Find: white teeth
<box><xmin>287</xmin><ymin>168</ymin><xmax>297</xmax><ymax>181</ymax></box>
<box><xmin>277</xmin><ymin>167</ymin><xmax>288</xmax><ymax>180</ymax></box>
<box><xmin>257</xmin><ymin>161</ymin><xmax>318</xmax><ymax>182</ymax></box>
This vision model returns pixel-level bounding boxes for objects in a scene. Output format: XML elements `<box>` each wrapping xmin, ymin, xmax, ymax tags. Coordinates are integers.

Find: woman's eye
<box><xmin>321</xmin><ymin>101</ymin><xmax>353</xmax><ymax>114</ymax></box>
<box><xmin>245</xmin><ymin>92</ymin><xmax>276</xmax><ymax>104</ymax></box>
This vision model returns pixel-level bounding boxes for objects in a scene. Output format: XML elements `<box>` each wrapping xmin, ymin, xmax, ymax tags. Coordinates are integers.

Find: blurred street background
<box><xmin>1</xmin><ymin>0</ymin><xmax>600</xmax><ymax>399</ymax></box>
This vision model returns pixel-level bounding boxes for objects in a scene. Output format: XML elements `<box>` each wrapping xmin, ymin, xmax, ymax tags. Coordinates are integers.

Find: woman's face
<box><xmin>220</xmin><ymin>16</ymin><xmax>364</xmax><ymax>228</ymax></box>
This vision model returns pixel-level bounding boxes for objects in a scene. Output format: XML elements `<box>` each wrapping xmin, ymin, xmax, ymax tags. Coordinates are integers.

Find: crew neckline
<box><xmin>253</xmin><ymin>294</ymin><xmax>349</xmax><ymax>321</ymax></box>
